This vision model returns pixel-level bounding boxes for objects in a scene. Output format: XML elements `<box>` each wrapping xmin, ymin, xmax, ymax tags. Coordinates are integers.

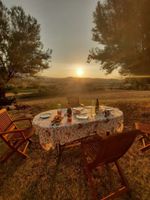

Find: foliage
<box><xmin>0</xmin><ymin>0</ymin><xmax>52</xmax><ymax>86</ymax></box>
<box><xmin>88</xmin><ymin>0</ymin><xmax>150</xmax><ymax>76</ymax></box>
<box><xmin>123</xmin><ymin>77</ymin><xmax>150</xmax><ymax>90</ymax></box>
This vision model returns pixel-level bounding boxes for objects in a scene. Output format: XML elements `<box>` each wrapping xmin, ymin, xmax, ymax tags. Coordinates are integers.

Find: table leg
<box><xmin>106</xmin><ymin>131</ymin><xmax>110</xmax><ymax>136</ymax></box>
<box><xmin>56</xmin><ymin>143</ymin><xmax>61</xmax><ymax>157</ymax></box>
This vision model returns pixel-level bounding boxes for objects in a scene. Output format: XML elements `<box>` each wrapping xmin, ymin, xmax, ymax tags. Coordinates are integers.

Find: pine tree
<box><xmin>0</xmin><ymin>0</ymin><xmax>52</xmax><ymax>96</ymax></box>
<box><xmin>88</xmin><ymin>0</ymin><xmax>150</xmax><ymax>76</ymax></box>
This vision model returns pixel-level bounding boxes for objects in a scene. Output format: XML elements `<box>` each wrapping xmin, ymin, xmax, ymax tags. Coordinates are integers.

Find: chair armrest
<box><xmin>135</xmin><ymin>122</ymin><xmax>150</xmax><ymax>134</ymax></box>
<box><xmin>81</xmin><ymin>135</ymin><xmax>103</xmax><ymax>145</ymax></box>
<box><xmin>0</xmin><ymin>127</ymin><xmax>34</xmax><ymax>140</ymax></box>
<box><xmin>134</xmin><ymin>129</ymin><xmax>149</xmax><ymax>139</ymax></box>
<box><xmin>13</xmin><ymin>117</ymin><xmax>32</xmax><ymax>122</ymax></box>
<box><xmin>0</xmin><ymin>128</ymin><xmax>28</xmax><ymax>138</ymax></box>
<box><xmin>13</xmin><ymin>118</ymin><xmax>32</xmax><ymax>127</ymax></box>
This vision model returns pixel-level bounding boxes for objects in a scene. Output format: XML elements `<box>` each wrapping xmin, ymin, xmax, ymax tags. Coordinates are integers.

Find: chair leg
<box><xmin>17</xmin><ymin>150</ymin><xmax>28</xmax><ymax>159</ymax></box>
<box><xmin>139</xmin><ymin>134</ymin><xmax>150</xmax><ymax>152</ymax></box>
<box><xmin>1</xmin><ymin>140</ymin><xmax>29</xmax><ymax>163</ymax></box>
<box><xmin>140</xmin><ymin>144</ymin><xmax>150</xmax><ymax>152</ymax></box>
<box><xmin>11</xmin><ymin>141</ymin><xmax>29</xmax><ymax>160</ymax></box>
<box><xmin>82</xmin><ymin>160</ymin><xmax>98</xmax><ymax>200</ymax></box>
<box><xmin>81</xmin><ymin>146</ymin><xmax>98</xmax><ymax>200</ymax></box>
<box><xmin>115</xmin><ymin>161</ymin><xmax>130</xmax><ymax>191</ymax></box>
<box><xmin>0</xmin><ymin>149</ymin><xmax>27</xmax><ymax>163</ymax></box>
<box><xmin>27</xmin><ymin>138</ymin><xmax>33</xmax><ymax>143</ymax></box>
<box><xmin>56</xmin><ymin>143</ymin><xmax>62</xmax><ymax>157</ymax></box>
<box><xmin>12</xmin><ymin>141</ymin><xmax>29</xmax><ymax>160</ymax></box>
<box><xmin>0</xmin><ymin>150</ymin><xmax>15</xmax><ymax>163</ymax></box>
<box><xmin>86</xmin><ymin>170</ymin><xmax>98</xmax><ymax>200</ymax></box>
<box><xmin>23</xmin><ymin>141</ymin><xmax>30</xmax><ymax>154</ymax></box>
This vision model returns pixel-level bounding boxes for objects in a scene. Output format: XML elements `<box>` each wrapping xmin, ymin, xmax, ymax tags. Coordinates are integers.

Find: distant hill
<box><xmin>36</xmin><ymin>76</ymin><xmax>122</xmax><ymax>90</ymax></box>
<box><xmin>7</xmin><ymin>76</ymin><xmax>123</xmax><ymax>97</ymax></box>
<box><xmin>8</xmin><ymin>76</ymin><xmax>149</xmax><ymax>99</ymax></box>
<box><xmin>10</xmin><ymin>76</ymin><xmax>122</xmax><ymax>90</ymax></box>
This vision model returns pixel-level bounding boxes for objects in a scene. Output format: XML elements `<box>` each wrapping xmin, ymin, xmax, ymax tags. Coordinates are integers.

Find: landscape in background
<box><xmin>6</xmin><ymin>76</ymin><xmax>150</xmax><ymax>100</ymax></box>
<box><xmin>3</xmin><ymin>76</ymin><xmax>149</xmax><ymax>111</ymax></box>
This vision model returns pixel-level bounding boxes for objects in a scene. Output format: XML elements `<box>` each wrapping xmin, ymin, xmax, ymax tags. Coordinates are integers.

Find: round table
<box><xmin>32</xmin><ymin>106</ymin><xmax>124</xmax><ymax>151</ymax></box>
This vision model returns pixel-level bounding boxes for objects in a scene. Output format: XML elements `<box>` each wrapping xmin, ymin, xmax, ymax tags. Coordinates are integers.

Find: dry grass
<box><xmin>0</xmin><ymin>91</ymin><xmax>150</xmax><ymax>200</ymax></box>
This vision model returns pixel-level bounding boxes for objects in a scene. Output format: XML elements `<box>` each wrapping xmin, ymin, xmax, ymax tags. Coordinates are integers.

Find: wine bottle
<box><xmin>67</xmin><ymin>104</ymin><xmax>72</xmax><ymax>122</ymax></box>
<box><xmin>95</xmin><ymin>98</ymin><xmax>99</xmax><ymax>115</ymax></box>
<box><xmin>67</xmin><ymin>107</ymin><xmax>72</xmax><ymax>117</ymax></box>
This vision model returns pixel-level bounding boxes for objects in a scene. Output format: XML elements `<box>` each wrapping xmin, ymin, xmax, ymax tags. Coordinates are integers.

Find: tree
<box><xmin>88</xmin><ymin>0</ymin><xmax>150</xmax><ymax>76</ymax></box>
<box><xmin>0</xmin><ymin>0</ymin><xmax>52</xmax><ymax>97</ymax></box>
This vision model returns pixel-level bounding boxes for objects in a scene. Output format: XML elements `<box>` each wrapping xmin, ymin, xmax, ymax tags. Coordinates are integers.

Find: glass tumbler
<box><xmin>57</xmin><ymin>104</ymin><xmax>62</xmax><ymax>116</ymax></box>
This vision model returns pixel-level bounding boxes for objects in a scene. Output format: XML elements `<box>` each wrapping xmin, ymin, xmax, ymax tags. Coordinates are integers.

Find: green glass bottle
<box><xmin>95</xmin><ymin>98</ymin><xmax>99</xmax><ymax>115</ymax></box>
<box><xmin>67</xmin><ymin>103</ymin><xmax>72</xmax><ymax>122</ymax></box>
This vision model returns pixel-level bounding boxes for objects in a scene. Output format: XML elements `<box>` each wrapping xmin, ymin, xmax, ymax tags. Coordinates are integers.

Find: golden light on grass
<box><xmin>76</xmin><ymin>67</ymin><xmax>84</xmax><ymax>77</ymax></box>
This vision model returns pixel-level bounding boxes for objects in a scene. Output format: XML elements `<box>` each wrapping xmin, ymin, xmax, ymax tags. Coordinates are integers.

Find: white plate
<box><xmin>73</xmin><ymin>108</ymin><xmax>84</xmax><ymax>112</ymax></box>
<box><xmin>76</xmin><ymin>114</ymin><xmax>89</xmax><ymax>120</ymax></box>
<box><xmin>40</xmin><ymin>113</ymin><xmax>51</xmax><ymax>119</ymax></box>
<box><xmin>105</xmin><ymin>108</ymin><xmax>113</xmax><ymax>111</ymax></box>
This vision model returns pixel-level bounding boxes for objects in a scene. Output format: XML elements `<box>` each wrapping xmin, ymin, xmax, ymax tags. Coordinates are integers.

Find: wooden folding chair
<box><xmin>135</xmin><ymin>122</ymin><xmax>150</xmax><ymax>152</ymax></box>
<box><xmin>81</xmin><ymin>130</ymin><xmax>140</xmax><ymax>200</ymax></box>
<box><xmin>0</xmin><ymin>109</ymin><xmax>34</xmax><ymax>162</ymax></box>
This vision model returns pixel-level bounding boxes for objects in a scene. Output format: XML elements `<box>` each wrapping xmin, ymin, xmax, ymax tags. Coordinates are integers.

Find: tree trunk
<box><xmin>0</xmin><ymin>86</ymin><xmax>6</xmax><ymax>99</ymax></box>
<box><xmin>0</xmin><ymin>86</ymin><xmax>16</xmax><ymax>106</ymax></box>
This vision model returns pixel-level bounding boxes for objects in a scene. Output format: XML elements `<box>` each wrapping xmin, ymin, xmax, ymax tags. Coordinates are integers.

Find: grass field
<box><xmin>0</xmin><ymin>89</ymin><xmax>150</xmax><ymax>200</ymax></box>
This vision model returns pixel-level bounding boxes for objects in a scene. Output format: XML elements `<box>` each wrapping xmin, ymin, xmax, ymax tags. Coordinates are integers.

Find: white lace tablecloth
<box><xmin>32</xmin><ymin>106</ymin><xmax>124</xmax><ymax>151</ymax></box>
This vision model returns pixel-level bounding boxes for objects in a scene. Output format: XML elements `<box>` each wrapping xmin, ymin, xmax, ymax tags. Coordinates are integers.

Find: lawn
<box><xmin>0</xmin><ymin>90</ymin><xmax>150</xmax><ymax>200</ymax></box>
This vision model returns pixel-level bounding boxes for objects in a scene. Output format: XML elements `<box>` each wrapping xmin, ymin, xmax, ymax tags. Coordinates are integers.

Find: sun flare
<box><xmin>76</xmin><ymin>67</ymin><xmax>84</xmax><ymax>77</ymax></box>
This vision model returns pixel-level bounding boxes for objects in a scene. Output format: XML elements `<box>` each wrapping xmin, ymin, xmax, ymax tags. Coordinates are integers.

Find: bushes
<box><xmin>123</xmin><ymin>78</ymin><xmax>150</xmax><ymax>90</ymax></box>
<box><xmin>37</xmin><ymin>86</ymin><xmax>59</xmax><ymax>97</ymax></box>
<box><xmin>5</xmin><ymin>84</ymin><xmax>15</xmax><ymax>91</ymax></box>
<box><xmin>18</xmin><ymin>86</ymin><xmax>60</xmax><ymax>99</ymax></box>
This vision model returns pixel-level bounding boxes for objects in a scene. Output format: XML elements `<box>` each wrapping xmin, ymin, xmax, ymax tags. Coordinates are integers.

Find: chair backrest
<box><xmin>67</xmin><ymin>96</ymin><xmax>80</xmax><ymax>107</ymax></box>
<box><xmin>135</xmin><ymin>122</ymin><xmax>150</xmax><ymax>134</ymax></box>
<box><xmin>0</xmin><ymin>109</ymin><xmax>13</xmax><ymax>132</ymax></box>
<box><xmin>0</xmin><ymin>109</ymin><xmax>18</xmax><ymax>149</ymax></box>
<box><xmin>89</xmin><ymin>130</ymin><xmax>140</xmax><ymax>169</ymax></box>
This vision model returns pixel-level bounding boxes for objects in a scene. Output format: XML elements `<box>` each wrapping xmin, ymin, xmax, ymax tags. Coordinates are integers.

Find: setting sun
<box><xmin>76</xmin><ymin>67</ymin><xmax>84</xmax><ymax>77</ymax></box>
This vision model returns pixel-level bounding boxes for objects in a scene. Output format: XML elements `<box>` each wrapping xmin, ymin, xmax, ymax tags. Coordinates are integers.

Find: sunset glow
<box><xmin>76</xmin><ymin>67</ymin><xmax>84</xmax><ymax>77</ymax></box>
